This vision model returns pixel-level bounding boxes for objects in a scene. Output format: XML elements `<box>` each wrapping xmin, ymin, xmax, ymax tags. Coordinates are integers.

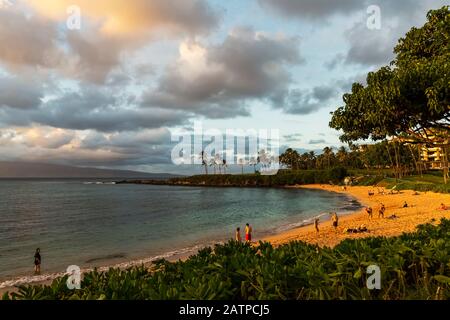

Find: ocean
<box><xmin>0</xmin><ymin>179</ymin><xmax>360</xmax><ymax>287</ymax></box>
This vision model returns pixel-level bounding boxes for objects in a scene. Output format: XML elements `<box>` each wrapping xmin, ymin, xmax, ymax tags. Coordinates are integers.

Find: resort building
<box><xmin>420</xmin><ymin>145</ymin><xmax>445</xmax><ymax>169</ymax></box>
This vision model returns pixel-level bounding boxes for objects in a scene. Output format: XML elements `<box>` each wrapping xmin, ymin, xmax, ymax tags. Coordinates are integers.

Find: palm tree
<box><xmin>249</xmin><ymin>156</ymin><xmax>257</xmax><ymax>173</ymax></box>
<box><xmin>200</xmin><ymin>151</ymin><xmax>208</xmax><ymax>175</ymax></box>
<box><xmin>222</xmin><ymin>159</ymin><xmax>227</xmax><ymax>174</ymax></box>
<box><xmin>238</xmin><ymin>158</ymin><xmax>245</xmax><ymax>175</ymax></box>
<box><xmin>336</xmin><ymin>146</ymin><xmax>348</xmax><ymax>166</ymax></box>
<box><xmin>209</xmin><ymin>158</ymin><xmax>216</xmax><ymax>174</ymax></box>
<box><xmin>323</xmin><ymin>147</ymin><xmax>333</xmax><ymax>169</ymax></box>
<box><xmin>308</xmin><ymin>151</ymin><xmax>316</xmax><ymax>169</ymax></box>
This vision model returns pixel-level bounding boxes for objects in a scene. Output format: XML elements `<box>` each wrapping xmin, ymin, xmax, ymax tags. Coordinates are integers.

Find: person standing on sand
<box><xmin>366</xmin><ymin>207</ymin><xmax>373</xmax><ymax>220</ymax></box>
<box><xmin>331</xmin><ymin>212</ymin><xmax>339</xmax><ymax>230</ymax></box>
<box><xmin>245</xmin><ymin>223</ymin><xmax>252</xmax><ymax>243</ymax></box>
<box><xmin>235</xmin><ymin>227</ymin><xmax>242</xmax><ymax>242</ymax></box>
<box><xmin>34</xmin><ymin>248</ymin><xmax>41</xmax><ymax>274</ymax></box>
<box><xmin>379</xmin><ymin>203</ymin><xmax>386</xmax><ymax>218</ymax></box>
<box><xmin>314</xmin><ymin>218</ymin><xmax>320</xmax><ymax>233</ymax></box>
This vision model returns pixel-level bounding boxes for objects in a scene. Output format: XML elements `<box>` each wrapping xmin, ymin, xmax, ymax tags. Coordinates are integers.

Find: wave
<box><xmin>0</xmin><ymin>242</ymin><xmax>220</xmax><ymax>289</ymax></box>
<box><xmin>274</xmin><ymin>211</ymin><xmax>330</xmax><ymax>233</ymax></box>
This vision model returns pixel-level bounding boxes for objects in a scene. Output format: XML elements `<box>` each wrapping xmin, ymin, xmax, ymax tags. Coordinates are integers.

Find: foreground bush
<box><xmin>4</xmin><ymin>219</ymin><xmax>450</xmax><ymax>300</ymax></box>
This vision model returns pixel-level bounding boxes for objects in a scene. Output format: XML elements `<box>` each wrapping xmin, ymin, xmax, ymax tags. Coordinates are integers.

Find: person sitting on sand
<box><xmin>439</xmin><ymin>203</ymin><xmax>448</xmax><ymax>210</ymax></box>
<box><xmin>366</xmin><ymin>207</ymin><xmax>373</xmax><ymax>220</ymax></box>
<box><xmin>378</xmin><ymin>204</ymin><xmax>385</xmax><ymax>218</ymax></box>
<box><xmin>245</xmin><ymin>223</ymin><xmax>252</xmax><ymax>243</ymax></box>
<box><xmin>314</xmin><ymin>218</ymin><xmax>320</xmax><ymax>233</ymax></box>
<box><xmin>403</xmin><ymin>201</ymin><xmax>408</xmax><ymax>208</ymax></box>
<box><xmin>331</xmin><ymin>212</ymin><xmax>339</xmax><ymax>230</ymax></box>
<box><xmin>235</xmin><ymin>227</ymin><xmax>242</xmax><ymax>242</ymax></box>
<box><xmin>34</xmin><ymin>248</ymin><xmax>41</xmax><ymax>274</ymax></box>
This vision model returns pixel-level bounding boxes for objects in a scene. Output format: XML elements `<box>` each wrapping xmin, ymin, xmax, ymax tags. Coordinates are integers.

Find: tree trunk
<box><xmin>386</xmin><ymin>143</ymin><xmax>397</xmax><ymax>181</ymax></box>
<box><xmin>443</xmin><ymin>145</ymin><xmax>449</xmax><ymax>184</ymax></box>
<box><xmin>407</xmin><ymin>144</ymin><xmax>421</xmax><ymax>177</ymax></box>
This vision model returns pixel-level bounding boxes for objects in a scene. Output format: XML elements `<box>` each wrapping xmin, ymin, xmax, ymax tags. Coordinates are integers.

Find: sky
<box><xmin>0</xmin><ymin>0</ymin><xmax>447</xmax><ymax>174</ymax></box>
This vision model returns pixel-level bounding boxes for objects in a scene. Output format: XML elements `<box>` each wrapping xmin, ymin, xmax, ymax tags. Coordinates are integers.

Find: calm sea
<box><xmin>0</xmin><ymin>179</ymin><xmax>360</xmax><ymax>286</ymax></box>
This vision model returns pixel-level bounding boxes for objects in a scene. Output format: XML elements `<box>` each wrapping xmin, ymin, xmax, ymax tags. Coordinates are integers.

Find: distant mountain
<box><xmin>0</xmin><ymin>161</ymin><xmax>180</xmax><ymax>179</ymax></box>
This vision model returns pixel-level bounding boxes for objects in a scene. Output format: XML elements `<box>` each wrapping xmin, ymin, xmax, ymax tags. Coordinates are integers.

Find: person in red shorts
<box><xmin>245</xmin><ymin>223</ymin><xmax>252</xmax><ymax>243</ymax></box>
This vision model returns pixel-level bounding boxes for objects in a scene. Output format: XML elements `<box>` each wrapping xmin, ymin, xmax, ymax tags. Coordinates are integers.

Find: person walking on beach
<box><xmin>235</xmin><ymin>227</ymin><xmax>242</xmax><ymax>242</ymax></box>
<box><xmin>379</xmin><ymin>203</ymin><xmax>386</xmax><ymax>219</ymax></box>
<box><xmin>245</xmin><ymin>223</ymin><xmax>252</xmax><ymax>243</ymax></box>
<box><xmin>366</xmin><ymin>207</ymin><xmax>373</xmax><ymax>220</ymax></box>
<box><xmin>314</xmin><ymin>218</ymin><xmax>320</xmax><ymax>233</ymax></box>
<box><xmin>34</xmin><ymin>248</ymin><xmax>41</xmax><ymax>274</ymax></box>
<box><xmin>331</xmin><ymin>212</ymin><xmax>339</xmax><ymax>231</ymax></box>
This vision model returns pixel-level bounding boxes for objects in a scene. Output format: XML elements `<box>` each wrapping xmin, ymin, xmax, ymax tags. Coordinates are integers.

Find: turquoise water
<box><xmin>0</xmin><ymin>179</ymin><xmax>360</xmax><ymax>285</ymax></box>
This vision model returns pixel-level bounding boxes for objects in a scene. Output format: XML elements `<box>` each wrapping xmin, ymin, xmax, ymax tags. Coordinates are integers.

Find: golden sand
<box><xmin>263</xmin><ymin>185</ymin><xmax>450</xmax><ymax>247</ymax></box>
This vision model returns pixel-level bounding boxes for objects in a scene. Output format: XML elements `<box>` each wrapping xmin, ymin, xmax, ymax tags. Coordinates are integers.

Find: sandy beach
<box><xmin>264</xmin><ymin>185</ymin><xmax>450</xmax><ymax>247</ymax></box>
<box><xmin>2</xmin><ymin>184</ymin><xmax>449</xmax><ymax>296</ymax></box>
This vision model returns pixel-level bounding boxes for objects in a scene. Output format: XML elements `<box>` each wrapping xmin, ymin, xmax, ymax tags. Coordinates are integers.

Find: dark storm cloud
<box><xmin>0</xmin><ymin>76</ymin><xmax>43</xmax><ymax>109</ymax></box>
<box><xmin>0</xmin><ymin>85</ymin><xmax>189</xmax><ymax>132</ymax></box>
<box><xmin>281</xmin><ymin>84</ymin><xmax>338</xmax><ymax>115</ymax></box>
<box><xmin>142</xmin><ymin>27</ymin><xmax>303</xmax><ymax>118</ymax></box>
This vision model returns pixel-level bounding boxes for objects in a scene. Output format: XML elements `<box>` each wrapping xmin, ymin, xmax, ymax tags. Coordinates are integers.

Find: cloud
<box><xmin>0</xmin><ymin>76</ymin><xmax>43</xmax><ymax>109</ymax></box>
<box><xmin>25</xmin><ymin>0</ymin><xmax>219</xmax><ymax>37</ymax></box>
<box><xmin>260</xmin><ymin>0</ymin><xmax>448</xmax><ymax>68</ymax></box>
<box><xmin>283</xmin><ymin>133</ymin><xmax>302</xmax><ymax>142</ymax></box>
<box><xmin>308</xmin><ymin>139</ymin><xmax>326</xmax><ymax>144</ymax></box>
<box><xmin>0</xmin><ymin>126</ymin><xmax>174</xmax><ymax>167</ymax></box>
<box><xmin>142</xmin><ymin>27</ymin><xmax>303</xmax><ymax>118</ymax></box>
<box><xmin>0</xmin><ymin>1</ymin><xmax>219</xmax><ymax>83</ymax></box>
<box><xmin>0</xmin><ymin>85</ymin><xmax>189</xmax><ymax>132</ymax></box>
<box><xmin>0</xmin><ymin>9</ymin><xmax>62</xmax><ymax>70</ymax></box>
<box><xmin>281</xmin><ymin>84</ymin><xmax>338</xmax><ymax>115</ymax></box>
<box><xmin>259</xmin><ymin>0</ymin><xmax>446</xmax><ymax>20</ymax></box>
<box><xmin>258</xmin><ymin>0</ymin><xmax>361</xmax><ymax>20</ymax></box>
<box><xmin>19</xmin><ymin>127</ymin><xmax>75</xmax><ymax>149</ymax></box>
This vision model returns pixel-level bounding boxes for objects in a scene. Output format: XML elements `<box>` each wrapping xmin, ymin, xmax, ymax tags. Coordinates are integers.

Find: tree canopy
<box><xmin>330</xmin><ymin>6</ymin><xmax>450</xmax><ymax>145</ymax></box>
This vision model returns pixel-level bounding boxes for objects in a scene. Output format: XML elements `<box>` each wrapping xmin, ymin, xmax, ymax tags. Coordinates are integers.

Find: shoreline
<box><xmin>2</xmin><ymin>184</ymin><xmax>449</xmax><ymax>296</ymax></box>
<box><xmin>264</xmin><ymin>184</ymin><xmax>450</xmax><ymax>247</ymax></box>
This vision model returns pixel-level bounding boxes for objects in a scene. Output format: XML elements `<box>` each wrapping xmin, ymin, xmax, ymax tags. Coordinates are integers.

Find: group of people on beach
<box><xmin>314</xmin><ymin>212</ymin><xmax>339</xmax><ymax>233</ymax></box>
<box><xmin>365</xmin><ymin>203</ymin><xmax>386</xmax><ymax>219</ymax></box>
<box><xmin>235</xmin><ymin>223</ymin><xmax>253</xmax><ymax>243</ymax></box>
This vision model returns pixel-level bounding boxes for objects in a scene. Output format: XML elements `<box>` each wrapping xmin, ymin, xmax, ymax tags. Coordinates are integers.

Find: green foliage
<box><xmin>353</xmin><ymin>174</ymin><xmax>450</xmax><ymax>193</ymax></box>
<box><xmin>5</xmin><ymin>220</ymin><xmax>450</xmax><ymax>300</ymax></box>
<box><xmin>168</xmin><ymin>168</ymin><xmax>348</xmax><ymax>187</ymax></box>
<box><xmin>330</xmin><ymin>6</ymin><xmax>450</xmax><ymax>143</ymax></box>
